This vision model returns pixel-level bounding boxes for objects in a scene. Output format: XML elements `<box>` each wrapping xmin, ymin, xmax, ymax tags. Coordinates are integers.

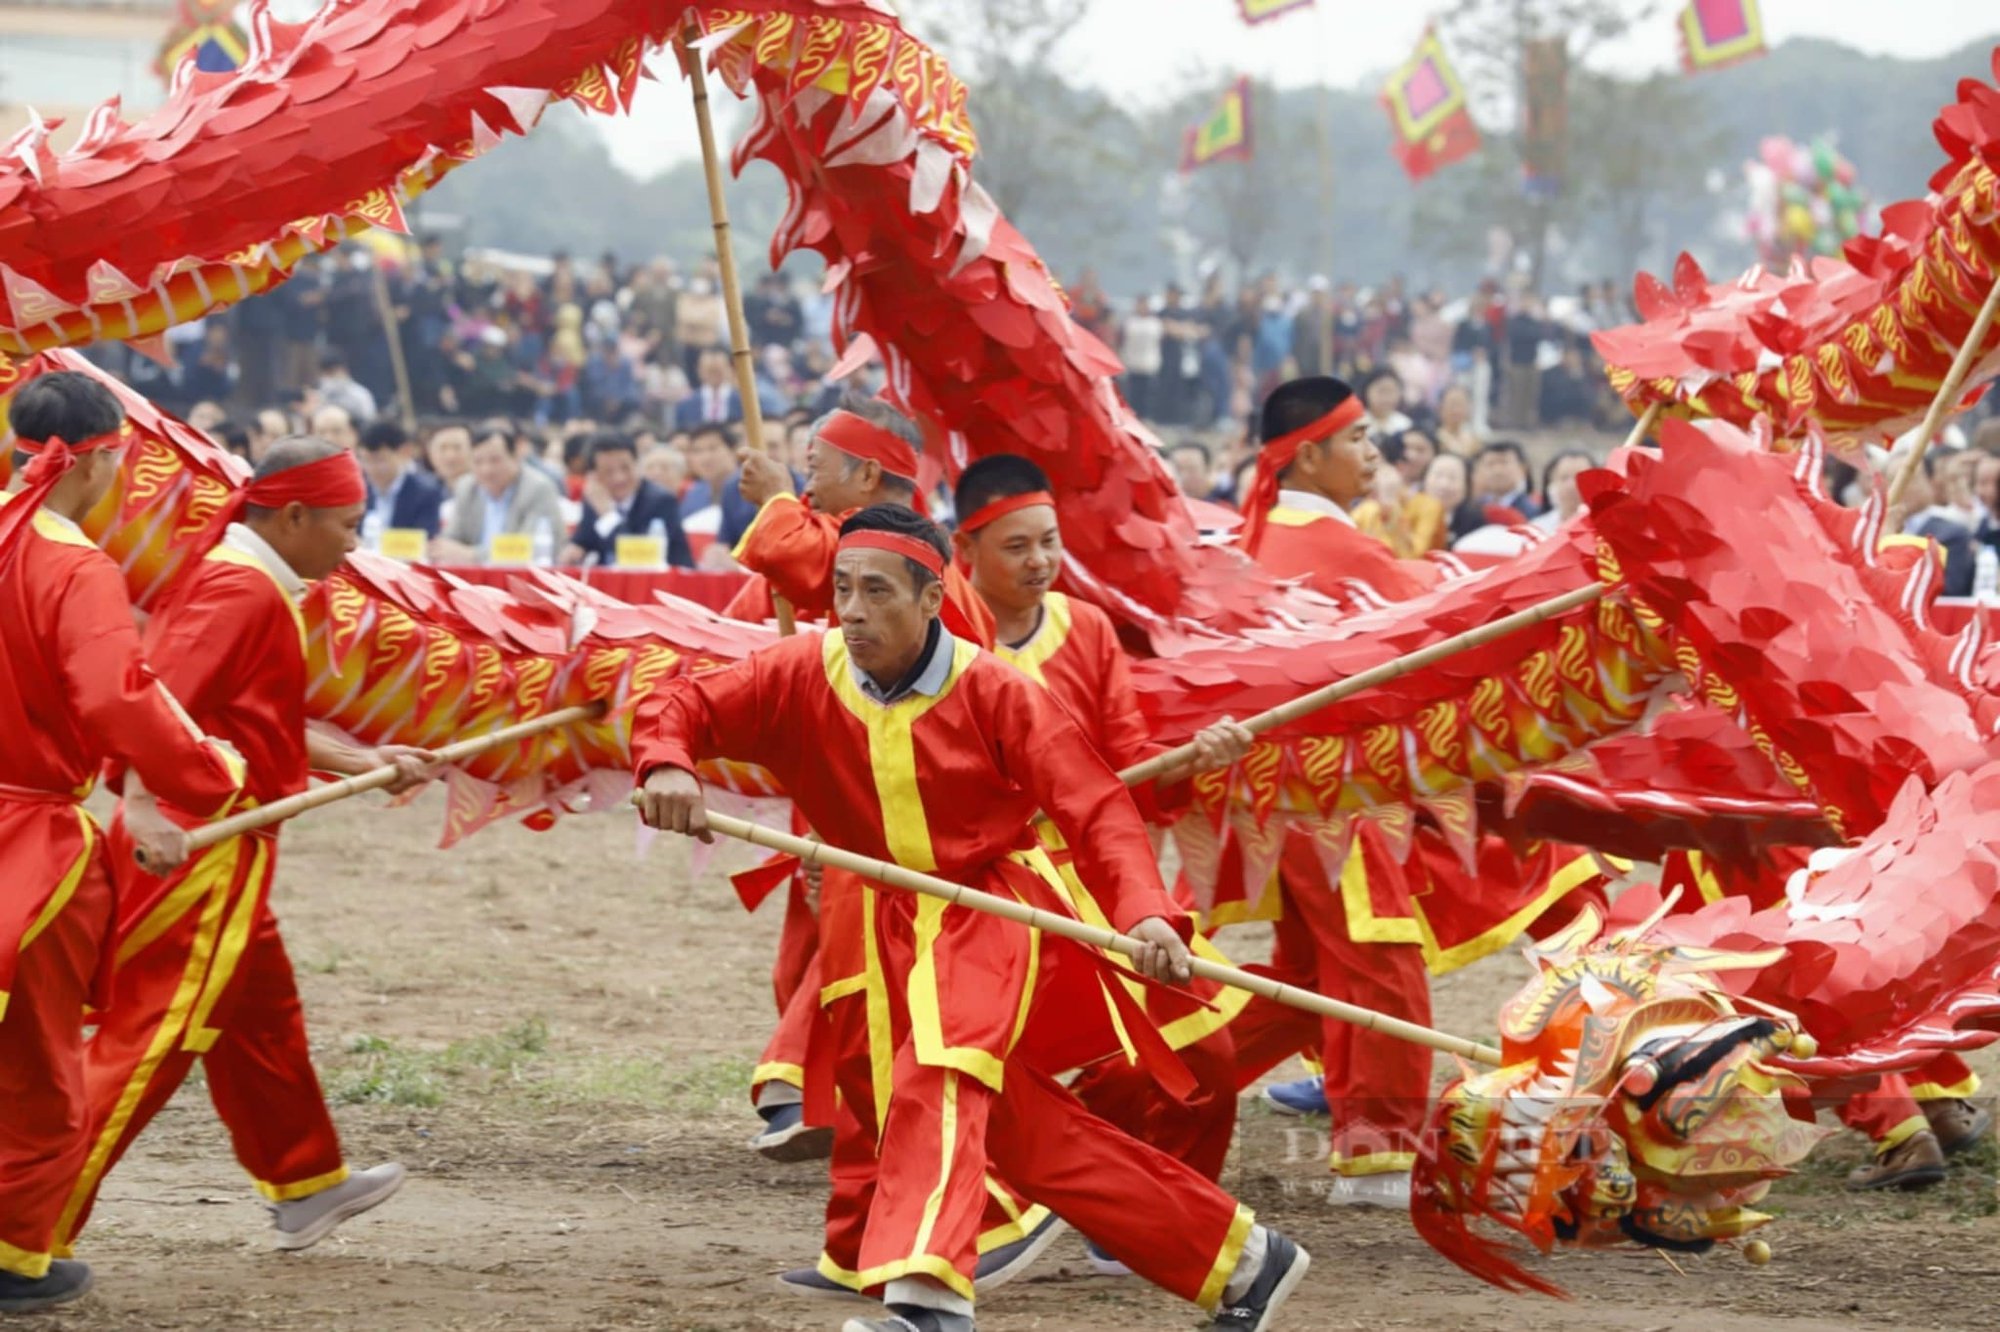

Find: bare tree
<box><xmin>902</xmin><ymin>0</ymin><xmax>1132</xmax><ymax>219</ymax></box>
<box><xmin>1440</xmin><ymin>0</ymin><xmax>1672</xmax><ymax>288</ymax></box>
<box><xmin>1568</xmin><ymin>70</ymin><xmax>1723</xmax><ymax>281</ymax></box>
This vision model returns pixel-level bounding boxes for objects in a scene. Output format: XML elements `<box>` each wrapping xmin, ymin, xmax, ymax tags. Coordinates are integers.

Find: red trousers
<box><xmin>1805</xmin><ymin>1055</ymin><xmax>1981</xmax><ymax>1148</ymax></box>
<box><xmin>751</xmin><ymin>883</ymin><xmax>820</xmax><ymax>1101</ymax></box>
<box><xmin>816</xmin><ymin>943</ymin><xmax>1254</xmax><ymax>1310</ymax></box>
<box><xmin>1228</xmin><ymin>840</ymin><xmax>1433</xmax><ymax>1175</ymax></box>
<box><xmin>0</xmin><ymin>826</ymin><xmax>111</xmax><ymax>1279</ymax></box>
<box><xmin>766</xmin><ymin>936</ymin><xmax>1242</xmax><ymax>1188</ymax></box>
<box><xmin>1067</xmin><ymin>1024</ymin><xmax>1238</xmax><ymax>1183</ymax></box>
<box><xmin>54</xmin><ymin>833</ymin><xmax>345</xmax><ymax>1250</ymax></box>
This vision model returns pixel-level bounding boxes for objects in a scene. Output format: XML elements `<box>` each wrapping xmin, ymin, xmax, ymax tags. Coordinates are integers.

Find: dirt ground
<box><xmin>37</xmin><ymin>789</ymin><xmax>2000</xmax><ymax>1332</ymax></box>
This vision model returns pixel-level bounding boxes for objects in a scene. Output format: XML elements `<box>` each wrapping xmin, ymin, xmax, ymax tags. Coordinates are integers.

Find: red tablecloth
<box><xmin>436</xmin><ymin>565</ymin><xmax>749</xmax><ymax>613</ymax></box>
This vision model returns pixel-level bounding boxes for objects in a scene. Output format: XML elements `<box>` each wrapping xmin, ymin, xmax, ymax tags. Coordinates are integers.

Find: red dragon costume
<box><xmin>9</xmin><ymin>0</ymin><xmax>2000</xmax><ymax>1299</ymax></box>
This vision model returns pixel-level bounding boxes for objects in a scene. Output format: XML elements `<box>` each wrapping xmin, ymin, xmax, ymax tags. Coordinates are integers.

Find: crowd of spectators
<box><xmin>1083</xmin><ymin>271</ymin><xmax>1632</xmax><ymax>438</ymax></box>
<box><xmin>85</xmin><ymin>242</ymin><xmax>857</xmax><ymax>570</ymax></box>
<box><xmin>76</xmin><ymin>242</ymin><xmax>2000</xmax><ymax>580</ymax></box>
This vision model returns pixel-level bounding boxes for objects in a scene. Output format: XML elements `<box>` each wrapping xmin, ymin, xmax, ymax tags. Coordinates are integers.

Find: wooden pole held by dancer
<box><xmin>682</xmin><ymin>806</ymin><xmax>1504</xmax><ymax>1065</ymax></box>
<box><xmin>1117</xmin><ymin>581</ymin><xmax>1611</xmax><ymax>789</ymax></box>
<box><xmin>1888</xmin><ymin>277</ymin><xmax>2000</xmax><ymax>508</ymax></box>
<box><xmin>187</xmin><ymin>702</ymin><xmax>607</xmax><ymax>853</ymax></box>
<box><xmin>370</xmin><ymin>262</ymin><xmax>420</xmax><ymax>435</ymax></box>
<box><xmin>1621</xmin><ymin>401</ymin><xmax>1663</xmax><ymax>452</ymax></box>
<box><xmin>679</xmin><ymin>27</ymin><xmax>796</xmax><ymax>636</ymax></box>
<box><xmin>1116</xmin><ymin>406</ymin><xmax>1651</xmax><ymax>789</ymax></box>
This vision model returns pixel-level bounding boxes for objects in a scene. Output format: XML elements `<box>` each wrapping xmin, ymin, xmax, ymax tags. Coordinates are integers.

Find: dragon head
<box><xmin>1411</xmin><ymin>900</ymin><xmax>1829</xmax><ymax>1295</ymax></box>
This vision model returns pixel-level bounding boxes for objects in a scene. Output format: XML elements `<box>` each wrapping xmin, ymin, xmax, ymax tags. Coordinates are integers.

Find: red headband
<box><xmin>243</xmin><ymin>451</ymin><xmax>367</xmax><ymax>510</ymax></box>
<box><xmin>1237</xmin><ymin>395</ymin><xmax>1366</xmax><ymax>557</ymax></box>
<box><xmin>216</xmin><ymin>450</ymin><xmax>367</xmax><ymax>537</ymax></box>
<box><xmin>838</xmin><ymin>529</ymin><xmax>946</xmax><ymax>578</ymax></box>
<box><xmin>959</xmin><ymin>489</ymin><xmax>1054</xmax><ymax>534</ymax></box>
<box><xmin>818</xmin><ymin>409</ymin><xmax>920</xmax><ymax>482</ymax></box>
<box><xmin>0</xmin><ymin>427</ymin><xmax>129</xmax><ymax>578</ymax></box>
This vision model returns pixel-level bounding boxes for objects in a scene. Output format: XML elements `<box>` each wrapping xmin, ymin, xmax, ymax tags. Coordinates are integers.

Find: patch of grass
<box><xmin>531</xmin><ymin>1052</ymin><xmax>757</xmax><ymax>1116</ymax></box>
<box><xmin>328</xmin><ymin>1018</ymin><xmax>552</xmax><ymax>1108</ymax></box>
<box><xmin>299</xmin><ymin>947</ymin><xmax>346</xmax><ymax>976</ymax></box>
<box><xmin>326</xmin><ymin>1021</ymin><xmax>756</xmax><ymax>1117</ymax></box>
<box><xmin>329</xmin><ymin>1034</ymin><xmax>447</xmax><ymax>1107</ymax></box>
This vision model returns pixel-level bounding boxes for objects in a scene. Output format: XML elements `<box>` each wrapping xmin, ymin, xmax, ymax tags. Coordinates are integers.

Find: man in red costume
<box><xmin>0</xmin><ymin>372</ymin><xmax>245</xmax><ymax>1314</ymax></box>
<box><xmin>636</xmin><ymin>505</ymin><xmax>1310</xmax><ymax>1332</ymax></box>
<box><xmin>1237</xmin><ymin>377</ymin><xmax>1442</xmax><ymax>607</ymax></box>
<box><xmin>949</xmin><ymin>453</ymin><xmax>1256</xmax><ymax>1274</ymax></box>
<box><xmin>1230</xmin><ymin>374</ymin><xmax>1441</xmax><ymax>1206</ymax></box>
<box><xmin>729</xmin><ymin>398</ymin><xmax>994</xmax><ymax>643</ymax></box>
<box><xmin>728</xmin><ymin>400</ymin><xmax>993</xmax><ymax>1163</ymax></box>
<box><xmin>54</xmin><ymin>435</ymin><xmax>436</xmax><ymax>1262</ymax></box>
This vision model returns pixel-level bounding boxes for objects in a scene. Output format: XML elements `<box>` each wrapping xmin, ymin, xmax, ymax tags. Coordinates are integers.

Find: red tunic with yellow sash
<box><xmin>727</xmin><ymin>492</ymin><xmax>994</xmax><ymax>1103</ymax></box>
<box><xmin>635</xmin><ymin>630</ymin><xmax>1255</xmax><ymax>1307</ymax></box>
<box><xmin>0</xmin><ymin>505</ymin><xmax>243</xmax><ymax>1280</ymax></box>
<box><xmin>57</xmin><ymin>534</ymin><xmax>349</xmax><ymax>1251</ymax></box>
<box><xmin>995</xmin><ymin>591</ymin><xmax>1247</xmax><ymax>1179</ymax></box>
<box><xmin>1252</xmin><ymin>498</ymin><xmax>1442</xmax><ymax>604</ymax></box>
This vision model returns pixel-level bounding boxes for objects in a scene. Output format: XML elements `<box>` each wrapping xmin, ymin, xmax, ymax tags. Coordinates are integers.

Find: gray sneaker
<box><xmin>0</xmin><ymin>1260</ymin><xmax>93</xmax><ymax>1313</ymax></box>
<box><xmin>841</xmin><ymin>1307</ymin><xmax>973</xmax><ymax>1332</ymax></box>
<box><xmin>775</xmin><ymin>1266</ymin><xmax>874</xmax><ymax>1305</ymax></box>
<box><xmin>972</xmin><ymin>1212</ymin><xmax>1067</xmax><ymax>1292</ymax></box>
<box><xmin>270</xmin><ymin>1163</ymin><xmax>407</xmax><ymax>1251</ymax></box>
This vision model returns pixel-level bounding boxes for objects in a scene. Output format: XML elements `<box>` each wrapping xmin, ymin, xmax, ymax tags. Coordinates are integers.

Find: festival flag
<box><xmin>1678</xmin><ymin>0</ymin><xmax>1767</xmax><ymax>74</ymax></box>
<box><xmin>1181</xmin><ymin>76</ymin><xmax>1255</xmax><ymax>173</ymax></box>
<box><xmin>156</xmin><ymin>0</ymin><xmax>249</xmax><ymax>83</ymax></box>
<box><xmin>1237</xmin><ymin>0</ymin><xmax>1315</xmax><ymax>24</ymax></box>
<box><xmin>1380</xmin><ymin>28</ymin><xmax>1481</xmax><ymax>183</ymax></box>
<box><xmin>1520</xmin><ymin>37</ymin><xmax>1569</xmax><ymax>201</ymax></box>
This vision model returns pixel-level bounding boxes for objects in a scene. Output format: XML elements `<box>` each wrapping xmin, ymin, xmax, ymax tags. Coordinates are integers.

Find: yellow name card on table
<box><xmin>378</xmin><ymin>528</ymin><xmax>428</xmax><ymax>562</ymax></box>
<box><xmin>489</xmin><ymin>532</ymin><xmax>535</xmax><ymax>566</ymax></box>
<box><xmin>615</xmin><ymin>535</ymin><xmax>666</xmax><ymax>568</ymax></box>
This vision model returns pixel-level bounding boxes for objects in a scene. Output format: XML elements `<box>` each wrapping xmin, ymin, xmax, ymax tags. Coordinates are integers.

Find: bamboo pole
<box><xmin>1888</xmin><ymin>277</ymin><xmax>2000</xmax><ymax>508</ymax></box>
<box><xmin>679</xmin><ymin>27</ymin><xmax>795</xmax><ymax>636</ymax></box>
<box><xmin>1621</xmin><ymin>401</ymin><xmax>1663</xmax><ymax>452</ymax></box>
<box><xmin>1118</xmin><ymin>581</ymin><xmax>1610</xmax><ymax>788</ymax></box>
<box><xmin>695</xmin><ymin>807</ymin><xmax>1503</xmax><ymax>1066</ymax></box>
<box><xmin>1114</xmin><ymin>404</ymin><xmax>1649</xmax><ymax>787</ymax></box>
<box><xmin>186</xmin><ymin>702</ymin><xmax>606</xmax><ymax>853</ymax></box>
<box><xmin>369</xmin><ymin>262</ymin><xmax>419</xmax><ymax>435</ymax></box>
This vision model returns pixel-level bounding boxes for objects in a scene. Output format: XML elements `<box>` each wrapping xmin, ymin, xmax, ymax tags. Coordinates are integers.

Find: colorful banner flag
<box><xmin>1380</xmin><ymin>28</ymin><xmax>1481</xmax><ymax>183</ymax></box>
<box><xmin>1678</xmin><ymin>0</ymin><xmax>1767</xmax><ymax>74</ymax></box>
<box><xmin>1181</xmin><ymin>76</ymin><xmax>1255</xmax><ymax>173</ymax></box>
<box><xmin>1237</xmin><ymin>0</ymin><xmax>1315</xmax><ymax>24</ymax></box>
<box><xmin>156</xmin><ymin>0</ymin><xmax>248</xmax><ymax>83</ymax></box>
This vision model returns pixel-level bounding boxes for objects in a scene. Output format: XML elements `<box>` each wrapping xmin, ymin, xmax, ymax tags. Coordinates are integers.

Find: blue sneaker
<box><xmin>1261</xmin><ymin>1076</ymin><xmax>1329</xmax><ymax>1116</ymax></box>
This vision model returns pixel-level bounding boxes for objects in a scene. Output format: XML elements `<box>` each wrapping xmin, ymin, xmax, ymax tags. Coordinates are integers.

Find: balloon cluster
<box><xmin>1742</xmin><ymin>135</ymin><xmax>1874</xmax><ymax>264</ymax></box>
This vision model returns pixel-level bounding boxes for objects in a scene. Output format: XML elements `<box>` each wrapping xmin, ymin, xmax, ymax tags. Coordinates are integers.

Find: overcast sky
<box><xmin>597</xmin><ymin>0</ymin><xmax>1999</xmax><ymax>176</ymax></box>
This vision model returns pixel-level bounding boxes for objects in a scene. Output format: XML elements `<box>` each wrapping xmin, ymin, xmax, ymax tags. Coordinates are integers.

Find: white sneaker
<box><xmin>270</xmin><ymin>1163</ymin><xmax>406</xmax><ymax>1251</ymax></box>
<box><xmin>1325</xmin><ymin>1171</ymin><xmax>1410</xmax><ymax>1209</ymax></box>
